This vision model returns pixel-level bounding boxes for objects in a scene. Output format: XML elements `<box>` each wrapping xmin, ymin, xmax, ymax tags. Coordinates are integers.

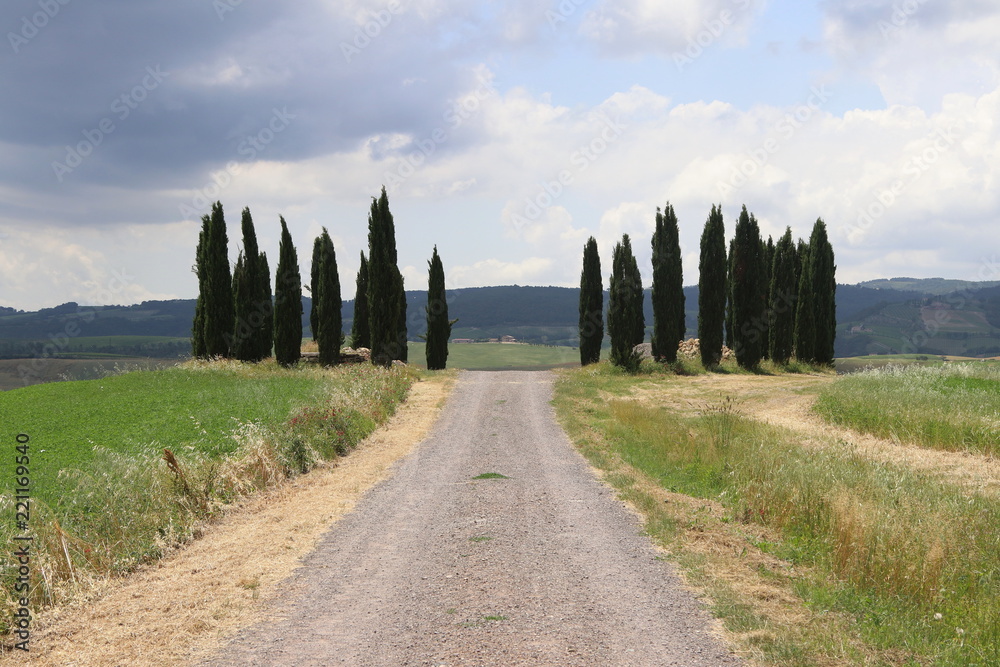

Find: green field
<box><xmin>817</xmin><ymin>362</ymin><xmax>1000</xmax><ymax>455</ymax></box>
<box><xmin>407</xmin><ymin>341</ymin><xmax>580</xmax><ymax>370</ymax></box>
<box><xmin>1</xmin><ymin>362</ymin><xmax>344</xmax><ymax>493</ymax></box>
<box><xmin>0</xmin><ymin>360</ymin><xmax>413</xmax><ymax>617</ymax></box>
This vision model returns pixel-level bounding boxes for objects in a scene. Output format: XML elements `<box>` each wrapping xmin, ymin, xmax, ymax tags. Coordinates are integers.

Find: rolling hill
<box><xmin>2</xmin><ymin>278</ymin><xmax>999</xmax><ymax>361</ymax></box>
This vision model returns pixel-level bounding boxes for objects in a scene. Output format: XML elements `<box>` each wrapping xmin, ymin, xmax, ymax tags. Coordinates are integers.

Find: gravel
<box><xmin>204</xmin><ymin>370</ymin><xmax>744</xmax><ymax>666</ymax></box>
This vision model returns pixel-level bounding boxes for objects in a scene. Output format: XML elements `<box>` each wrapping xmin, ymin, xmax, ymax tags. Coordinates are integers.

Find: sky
<box><xmin>0</xmin><ymin>0</ymin><xmax>998</xmax><ymax>310</ymax></box>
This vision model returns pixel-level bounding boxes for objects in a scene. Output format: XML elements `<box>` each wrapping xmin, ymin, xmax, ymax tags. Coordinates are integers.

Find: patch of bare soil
<box><xmin>14</xmin><ymin>373</ymin><xmax>455</xmax><ymax>667</ymax></box>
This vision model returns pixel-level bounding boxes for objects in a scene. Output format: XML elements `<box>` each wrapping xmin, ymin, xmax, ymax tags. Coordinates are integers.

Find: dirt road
<box><xmin>205</xmin><ymin>371</ymin><xmax>744</xmax><ymax>666</ymax></box>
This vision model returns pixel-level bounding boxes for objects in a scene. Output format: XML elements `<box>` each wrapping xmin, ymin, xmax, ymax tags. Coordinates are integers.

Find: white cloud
<box><xmin>821</xmin><ymin>0</ymin><xmax>1000</xmax><ymax>109</ymax></box>
<box><xmin>448</xmin><ymin>257</ymin><xmax>554</xmax><ymax>287</ymax></box>
<box><xmin>580</xmin><ymin>0</ymin><xmax>764</xmax><ymax>57</ymax></box>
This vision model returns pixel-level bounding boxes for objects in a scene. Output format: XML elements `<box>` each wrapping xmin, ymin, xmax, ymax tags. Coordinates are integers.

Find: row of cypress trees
<box><xmin>349</xmin><ymin>187</ymin><xmax>452</xmax><ymax>369</ymax></box>
<box><xmin>192</xmin><ymin>203</ymin><xmax>320</xmax><ymax>367</ymax></box>
<box><xmin>192</xmin><ymin>189</ymin><xmax>453</xmax><ymax>370</ymax></box>
<box><xmin>579</xmin><ymin>202</ymin><xmax>836</xmax><ymax>370</ymax></box>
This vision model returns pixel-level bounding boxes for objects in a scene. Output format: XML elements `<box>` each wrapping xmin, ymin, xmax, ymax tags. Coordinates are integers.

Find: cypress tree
<box><xmin>202</xmin><ymin>201</ymin><xmax>234</xmax><ymax>358</ymax></box>
<box><xmin>191</xmin><ymin>225</ymin><xmax>207</xmax><ymax>358</ymax></box>
<box><xmin>769</xmin><ymin>228</ymin><xmax>797</xmax><ymax>364</ymax></box>
<box><xmin>256</xmin><ymin>252</ymin><xmax>273</xmax><ymax>359</ymax></box>
<box><xmin>232</xmin><ymin>207</ymin><xmax>270</xmax><ymax>362</ymax></box>
<box><xmin>351</xmin><ymin>252</ymin><xmax>370</xmax><ymax>348</ymax></box>
<box><xmin>310</xmin><ymin>236</ymin><xmax>323</xmax><ymax>345</ymax></box>
<box><xmin>394</xmin><ymin>271</ymin><xmax>408</xmax><ymax>363</ymax></box>
<box><xmin>698</xmin><ymin>204</ymin><xmax>727</xmax><ymax>367</ymax></box>
<box><xmin>725</xmin><ymin>237</ymin><xmax>736</xmax><ymax>350</ymax></box>
<box><xmin>578</xmin><ymin>237</ymin><xmax>603</xmax><ymax>365</ymax></box>
<box><xmin>608</xmin><ymin>234</ymin><xmax>643</xmax><ymax>371</ymax></box>
<box><xmin>312</xmin><ymin>228</ymin><xmax>342</xmax><ymax>367</ymax></box>
<box><xmin>425</xmin><ymin>245</ymin><xmax>451</xmax><ymax>370</ymax></box>
<box><xmin>274</xmin><ymin>216</ymin><xmax>302</xmax><ymax>367</ymax></box>
<box><xmin>760</xmin><ymin>235</ymin><xmax>775</xmax><ymax>360</ymax></box>
<box><xmin>627</xmin><ymin>248</ymin><xmax>645</xmax><ymax>348</ymax></box>
<box><xmin>809</xmin><ymin>218</ymin><xmax>837</xmax><ymax>365</ymax></box>
<box><xmin>651</xmin><ymin>203</ymin><xmax>684</xmax><ymax>362</ymax></box>
<box><xmin>731</xmin><ymin>206</ymin><xmax>766</xmax><ymax>369</ymax></box>
<box><xmin>794</xmin><ymin>245</ymin><xmax>816</xmax><ymax>363</ymax></box>
<box><xmin>367</xmin><ymin>187</ymin><xmax>401</xmax><ymax>367</ymax></box>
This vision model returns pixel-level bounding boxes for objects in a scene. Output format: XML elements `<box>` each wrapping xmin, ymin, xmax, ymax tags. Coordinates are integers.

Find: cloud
<box><xmin>821</xmin><ymin>0</ymin><xmax>1000</xmax><ymax>108</ymax></box>
<box><xmin>448</xmin><ymin>257</ymin><xmax>554</xmax><ymax>287</ymax></box>
<box><xmin>579</xmin><ymin>0</ymin><xmax>764</xmax><ymax>57</ymax></box>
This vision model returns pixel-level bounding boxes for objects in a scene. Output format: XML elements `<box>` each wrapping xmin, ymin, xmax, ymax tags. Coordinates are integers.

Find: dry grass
<box><xmin>9</xmin><ymin>372</ymin><xmax>456</xmax><ymax>666</ymax></box>
<box><xmin>625</xmin><ymin>372</ymin><xmax>1000</xmax><ymax>498</ymax></box>
<box><xmin>555</xmin><ymin>365</ymin><xmax>1000</xmax><ymax>665</ymax></box>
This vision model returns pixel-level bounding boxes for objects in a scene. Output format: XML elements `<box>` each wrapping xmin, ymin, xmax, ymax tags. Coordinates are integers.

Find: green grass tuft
<box><xmin>472</xmin><ymin>472</ymin><xmax>509</xmax><ymax>479</ymax></box>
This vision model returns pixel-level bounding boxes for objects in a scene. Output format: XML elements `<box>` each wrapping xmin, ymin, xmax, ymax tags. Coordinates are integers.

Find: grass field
<box><xmin>554</xmin><ymin>362</ymin><xmax>1000</xmax><ymax>665</ymax></box>
<box><xmin>0</xmin><ymin>359</ymin><xmax>414</xmax><ymax>620</ymax></box>
<box><xmin>0</xmin><ymin>357</ymin><xmax>181</xmax><ymax>391</ymax></box>
<box><xmin>817</xmin><ymin>362</ymin><xmax>1000</xmax><ymax>455</ymax></box>
<box><xmin>406</xmin><ymin>341</ymin><xmax>580</xmax><ymax>370</ymax></box>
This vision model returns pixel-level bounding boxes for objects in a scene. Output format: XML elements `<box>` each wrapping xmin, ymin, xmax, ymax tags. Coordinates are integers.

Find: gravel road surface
<box><xmin>205</xmin><ymin>370</ymin><xmax>744</xmax><ymax>666</ymax></box>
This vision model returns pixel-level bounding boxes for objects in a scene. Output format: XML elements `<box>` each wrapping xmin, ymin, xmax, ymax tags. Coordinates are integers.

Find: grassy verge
<box><xmin>554</xmin><ymin>362</ymin><xmax>1000</xmax><ymax>666</ymax></box>
<box><xmin>0</xmin><ymin>359</ymin><xmax>414</xmax><ymax>629</ymax></box>
<box><xmin>816</xmin><ymin>363</ymin><xmax>1000</xmax><ymax>456</ymax></box>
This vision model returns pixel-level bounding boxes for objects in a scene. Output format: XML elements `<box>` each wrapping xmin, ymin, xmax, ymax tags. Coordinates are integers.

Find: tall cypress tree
<box><xmin>731</xmin><ymin>206</ymin><xmax>766</xmax><ymax>369</ymax></box>
<box><xmin>578</xmin><ymin>236</ymin><xmax>603</xmax><ymax>365</ymax></box>
<box><xmin>627</xmin><ymin>246</ymin><xmax>645</xmax><ymax>349</ymax></box>
<box><xmin>651</xmin><ymin>203</ymin><xmax>684</xmax><ymax>362</ymax></box>
<box><xmin>608</xmin><ymin>234</ymin><xmax>643</xmax><ymax>371</ymax></box>
<box><xmin>274</xmin><ymin>216</ymin><xmax>302</xmax><ymax>367</ymax></box>
<box><xmin>760</xmin><ymin>235</ymin><xmax>775</xmax><ymax>360</ymax></box>
<box><xmin>725</xmin><ymin>237</ymin><xmax>736</xmax><ymax>350</ymax></box>
<box><xmin>769</xmin><ymin>227</ymin><xmax>797</xmax><ymax>364</ymax></box>
<box><xmin>794</xmin><ymin>244</ymin><xmax>816</xmax><ymax>363</ymax></box>
<box><xmin>809</xmin><ymin>218</ymin><xmax>837</xmax><ymax>365</ymax></box>
<box><xmin>232</xmin><ymin>207</ymin><xmax>270</xmax><ymax>362</ymax></box>
<box><xmin>202</xmin><ymin>201</ymin><xmax>234</xmax><ymax>358</ymax></box>
<box><xmin>256</xmin><ymin>252</ymin><xmax>273</xmax><ymax>359</ymax></box>
<box><xmin>367</xmin><ymin>187</ymin><xmax>401</xmax><ymax>367</ymax></box>
<box><xmin>425</xmin><ymin>245</ymin><xmax>451</xmax><ymax>370</ymax></box>
<box><xmin>310</xmin><ymin>236</ymin><xmax>323</xmax><ymax>345</ymax></box>
<box><xmin>351</xmin><ymin>252</ymin><xmax>370</xmax><ymax>348</ymax></box>
<box><xmin>191</xmin><ymin>225</ymin><xmax>207</xmax><ymax>358</ymax></box>
<box><xmin>394</xmin><ymin>271</ymin><xmax>408</xmax><ymax>363</ymax></box>
<box><xmin>698</xmin><ymin>205</ymin><xmax>727</xmax><ymax>367</ymax></box>
<box><xmin>312</xmin><ymin>228</ymin><xmax>342</xmax><ymax>367</ymax></box>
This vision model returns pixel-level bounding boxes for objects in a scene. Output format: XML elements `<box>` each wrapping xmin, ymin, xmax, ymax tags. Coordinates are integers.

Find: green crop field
<box><xmin>0</xmin><ymin>360</ymin><xmax>413</xmax><ymax>619</ymax></box>
<box><xmin>407</xmin><ymin>341</ymin><xmax>580</xmax><ymax>370</ymax></box>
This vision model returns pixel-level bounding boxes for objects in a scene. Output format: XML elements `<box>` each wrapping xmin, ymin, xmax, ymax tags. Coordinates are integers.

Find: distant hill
<box><xmin>3</xmin><ymin>280</ymin><xmax>1000</xmax><ymax>359</ymax></box>
<box><xmin>857</xmin><ymin>277</ymin><xmax>1000</xmax><ymax>296</ymax></box>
